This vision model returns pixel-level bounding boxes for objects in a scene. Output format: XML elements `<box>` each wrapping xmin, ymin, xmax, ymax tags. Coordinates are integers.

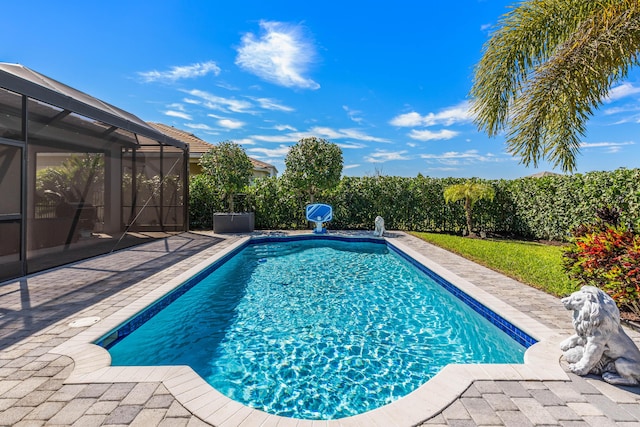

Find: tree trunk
<box><xmin>228</xmin><ymin>193</ymin><xmax>235</xmax><ymax>213</ymax></box>
<box><xmin>464</xmin><ymin>197</ymin><xmax>474</xmax><ymax>236</ymax></box>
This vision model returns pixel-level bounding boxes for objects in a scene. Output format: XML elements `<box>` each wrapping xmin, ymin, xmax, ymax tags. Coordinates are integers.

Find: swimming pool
<box><xmin>97</xmin><ymin>236</ymin><xmax>534</xmax><ymax>420</ymax></box>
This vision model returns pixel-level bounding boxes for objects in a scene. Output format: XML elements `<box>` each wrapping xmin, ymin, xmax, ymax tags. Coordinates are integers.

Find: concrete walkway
<box><xmin>0</xmin><ymin>231</ymin><xmax>638</xmax><ymax>426</ymax></box>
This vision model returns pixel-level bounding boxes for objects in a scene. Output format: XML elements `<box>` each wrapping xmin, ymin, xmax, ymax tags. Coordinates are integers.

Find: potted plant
<box><xmin>200</xmin><ymin>140</ymin><xmax>255</xmax><ymax>233</ymax></box>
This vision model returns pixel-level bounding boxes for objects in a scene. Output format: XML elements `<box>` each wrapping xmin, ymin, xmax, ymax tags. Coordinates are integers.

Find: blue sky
<box><xmin>3</xmin><ymin>0</ymin><xmax>639</xmax><ymax>178</ymax></box>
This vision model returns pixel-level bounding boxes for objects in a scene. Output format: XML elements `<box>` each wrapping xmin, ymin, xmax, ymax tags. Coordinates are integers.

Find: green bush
<box><xmin>188</xmin><ymin>174</ymin><xmax>221</xmax><ymax>229</ymax></box>
<box><xmin>189</xmin><ymin>168</ymin><xmax>640</xmax><ymax>241</ymax></box>
<box><xmin>563</xmin><ymin>208</ymin><xmax>640</xmax><ymax>317</ymax></box>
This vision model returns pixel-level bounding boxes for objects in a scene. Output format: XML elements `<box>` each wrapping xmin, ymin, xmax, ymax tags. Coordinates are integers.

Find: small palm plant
<box><xmin>444</xmin><ymin>181</ymin><xmax>495</xmax><ymax>237</ymax></box>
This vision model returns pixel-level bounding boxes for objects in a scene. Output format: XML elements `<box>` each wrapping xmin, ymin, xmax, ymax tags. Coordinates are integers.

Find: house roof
<box><xmin>149</xmin><ymin>122</ymin><xmax>213</xmax><ymax>154</ymax></box>
<box><xmin>148</xmin><ymin>122</ymin><xmax>277</xmax><ymax>173</ymax></box>
<box><xmin>0</xmin><ymin>63</ymin><xmax>186</xmax><ymax>150</ymax></box>
<box><xmin>526</xmin><ymin>171</ymin><xmax>563</xmax><ymax>178</ymax></box>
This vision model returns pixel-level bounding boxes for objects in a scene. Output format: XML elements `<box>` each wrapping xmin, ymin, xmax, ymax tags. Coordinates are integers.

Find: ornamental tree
<box><xmin>443</xmin><ymin>181</ymin><xmax>495</xmax><ymax>237</ymax></box>
<box><xmin>283</xmin><ymin>137</ymin><xmax>343</xmax><ymax>203</ymax></box>
<box><xmin>199</xmin><ymin>140</ymin><xmax>253</xmax><ymax>213</ymax></box>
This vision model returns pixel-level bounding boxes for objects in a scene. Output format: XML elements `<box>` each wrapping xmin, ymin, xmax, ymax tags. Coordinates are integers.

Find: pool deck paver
<box><xmin>0</xmin><ymin>230</ymin><xmax>639</xmax><ymax>426</ymax></box>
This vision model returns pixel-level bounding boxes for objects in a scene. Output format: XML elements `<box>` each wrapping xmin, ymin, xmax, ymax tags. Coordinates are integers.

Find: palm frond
<box><xmin>471</xmin><ymin>0</ymin><xmax>640</xmax><ymax>172</ymax></box>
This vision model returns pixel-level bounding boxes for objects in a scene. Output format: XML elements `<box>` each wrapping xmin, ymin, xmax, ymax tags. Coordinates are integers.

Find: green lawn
<box><xmin>409</xmin><ymin>232</ymin><xmax>577</xmax><ymax>297</ymax></box>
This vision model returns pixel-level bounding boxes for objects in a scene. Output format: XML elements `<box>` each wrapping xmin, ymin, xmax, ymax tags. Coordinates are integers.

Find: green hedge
<box><xmin>189</xmin><ymin>168</ymin><xmax>640</xmax><ymax>241</ymax></box>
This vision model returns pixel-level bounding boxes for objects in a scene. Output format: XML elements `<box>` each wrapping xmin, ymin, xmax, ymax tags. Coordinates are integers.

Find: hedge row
<box><xmin>189</xmin><ymin>168</ymin><xmax>640</xmax><ymax>241</ymax></box>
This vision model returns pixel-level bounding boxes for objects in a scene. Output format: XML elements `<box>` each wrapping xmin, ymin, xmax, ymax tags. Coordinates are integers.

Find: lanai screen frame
<box><xmin>0</xmin><ymin>63</ymin><xmax>189</xmax><ymax>282</ymax></box>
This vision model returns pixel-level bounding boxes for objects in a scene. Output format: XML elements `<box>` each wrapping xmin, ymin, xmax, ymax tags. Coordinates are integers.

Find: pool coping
<box><xmin>50</xmin><ymin>233</ymin><xmax>569</xmax><ymax>427</ymax></box>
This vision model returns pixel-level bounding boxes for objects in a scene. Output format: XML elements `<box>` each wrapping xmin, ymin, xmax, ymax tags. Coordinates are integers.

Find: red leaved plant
<box><xmin>563</xmin><ymin>207</ymin><xmax>640</xmax><ymax>319</ymax></box>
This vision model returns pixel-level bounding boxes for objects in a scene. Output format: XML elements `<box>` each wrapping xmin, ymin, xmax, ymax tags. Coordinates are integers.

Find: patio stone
<box><xmin>76</xmin><ymin>383</ymin><xmax>111</xmax><ymax>399</ymax></box>
<box><xmin>13</xmin><ymin>420</ymin><xmax>46</xmax><ymax>427</ymax></box>
<box><xmin>511</xmin><ymin>397</ymin><xmax>558</xmax><ymax>425</ymax></box>
<box><xmin>0</xmin><ymin>405</ymin><xmax>33</xmax><ymax>425</ymax></box>
<box><xmin>84</xmin><ymin>400</ymin><xmax>120</xmax><ymax>415</ymax></box>
<box><xmin>121</xmin><ymin>382</ymin><xmax>159</xmax><ymax>405</ymax></box>
<box><xmin>482</xmin><ymin>393</ymin><xmax>519</xmax><ymax>411</ymax></box>
<box><xmin>47</xmin><ymin>398</ymin><xmax>96</xmax><ymax>424</ymax></box>
<box><xmin>129</xmin><ymin>408</ymin><xmax>168</xmax><ymax>426</ymax></box>
<box><xmin>529</xmin><ymin>388</ymin><xmax>565</xmax><ymax>406</ymax></box>
<box><xmin>70</xmin><ymin>414</ymin><xmax>107</xmax><ymax>426</ymax></box>
<box><xmin>1</xmin><ymin>231</ymin><xmax>639</xmax><ymax>426</ymax></box>
<box><xmin>584</xmin><ymin>394</ymin><xmax>638</xmax><ymax>421</ymax></box>
<box><xmin>545</xmin><ymin>404</ymin><xmax>582</xmax><ymax>421</ymax></box>
<box><xmin>103</xmin><ymin>404</ymin><xmax>144</xmax><ymax>424</ymax></box>
<box><xmin>23</xmin><ymin>401</ymin><xmax>66</xmax><ymax>420</ymax></box>
<box><xmin>460</xmin><ymin>397</ymin><xmax>502</xmax><ymax>425</ymax></box>
<box><xmin>496</xmin><ymin>410</ymin><xmax>534</xmax><ymax>427</ymax></box>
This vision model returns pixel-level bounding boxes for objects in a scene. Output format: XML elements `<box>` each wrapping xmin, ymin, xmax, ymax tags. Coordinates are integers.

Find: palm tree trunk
<box><xmin>465</xmin><ymin>197</ymin><xmax>473</xmax><ymax>236</ymax></box>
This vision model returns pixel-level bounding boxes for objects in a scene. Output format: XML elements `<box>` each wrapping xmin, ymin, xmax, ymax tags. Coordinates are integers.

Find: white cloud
<box><xmin>247</xmin><ymin>145</ymin><xmax>291</xmax><ymax>158</ymax></box>
<box><xmin>296</xmin><ymin>127</ymin><xmax>389</xmax><ymax>143</ymax></box>
<box><xmin>420</xmin><ymin>150</ymin><xmax>506</xmax><ymax>165</ymax></box>
<box><xmin>138</xmin><ymin>61</ymin><xmax>220</xmax><ymax>83</ymax></box>
<box><xmin>409</xmin><ymin>129</ymin><xmax>458</xmax><ymax>141</ymax></box>
<box><xmin>580</xmin><ymin>141</ymin><xmax>634</xmax><ymax>153</ymax></box>
<box><xmin>184</xmin><ymin>123</ymin><xmax>213</xmax><ymax>130</ymax></box>
<box><xmin>234</xmin><ymin>138</ymin><xmax>256</xmax><ymax>146</ymax></box>
<box><xmin>236</xmin><ymin>21</ymin><xmax>320</xmax><ymax>90</ymax></box>
<box><xmin>216</xmin><ymin>82</ymin><xmax>240</xmax><ymax>91</ymax></box>
<box><xmin>343</xmin><ymin>164</ymin><xmax>360</xmax><ymax>170</ymax></box>
<box><xmin>364</xmin><ymin>150</ymin><xmax>411</xmax><ymax>163</ymax></box>
<box><xmin>164</xmin><ymin>110</ymin><xmax>192</xmax><ymax>120</ymax></box>
<box><xmin>274</xmin><ymin>124</ymin><xmax>297</xmax><ymax>131</ymax></box>
<box><xmin>339</xmin><ymin>129</ymin><xmax>389</xmax><ymax>143</ymax></box>
<box><xmin>250</xmin><ymin>126</ymin><xmax>387</xmax><ymax>145</ymax></box>
<box><xmin>217</xmin><ymin>118</ymin><xmax>246</xmax><ymax>130</ymax></box>
<box><xmin>167</xmin><ymin>103</ymin><xmax>187</xmax><ymax>111</ymax></box>
<box><xmin>390</xmin><ymin>102</ymin><xmax>472</xmax><ymax>127</ymax></box>
<box><xmin>605</xmin><ymin>83</ymin><xmax>640</xmax><ymax>102</ymax></box>
<box><xmin>185</xmin><ymin>89</ymin><xmax>253</xmax><ymax>113</ymax></box>
<box><xmin>251</xmin><ymin>97</ymin><xmax>295</xmax><ymax>112</ymax></box>
<box><xmin>251</xmin><ymin>134</ymin><xmax>298</xmax><ymax>143</ymax></box>
<box><xmin>389</xmin><ymin>112</ymin><xmax>423</xmax><ymax>127</ymax></box>
<box><xmin>337</xmin><ymin>142</ymin><xmax>367</xmax><ymax>149</ymax></box>
<box><xmin>343</xmin><ymin>105</ymin><xmax>364</xmax><ymax>124</ymax></box>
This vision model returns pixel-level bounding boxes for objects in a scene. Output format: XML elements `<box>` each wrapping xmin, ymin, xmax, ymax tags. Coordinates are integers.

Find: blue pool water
<box><xmin>102</xmin><ymin>237</ymin><xmax>529</xmax><ymax>420</ymax></box>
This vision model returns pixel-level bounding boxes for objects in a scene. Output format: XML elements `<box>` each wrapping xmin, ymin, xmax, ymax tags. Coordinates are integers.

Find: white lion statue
<box><xmin>373</xmin><ymin>216</ymin><xmax>385</xmax><ymax>237</ymax></box>
<box><xmin>560</xmin><ymin>286</ymin><xmax>640</xmax><ymax>385</ymax></box>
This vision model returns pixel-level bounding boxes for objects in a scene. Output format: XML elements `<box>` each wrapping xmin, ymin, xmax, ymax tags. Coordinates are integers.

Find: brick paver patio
<box><xmin>0</xmin><ymin>231</ymin><xmax>638</xmax><ymax>426</ymax></box>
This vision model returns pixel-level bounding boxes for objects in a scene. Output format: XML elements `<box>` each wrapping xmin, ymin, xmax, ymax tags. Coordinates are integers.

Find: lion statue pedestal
<box><xmin>560</xmin><ymin>286</ymin><xmax>640</xmax><ymax>386</ymax></box>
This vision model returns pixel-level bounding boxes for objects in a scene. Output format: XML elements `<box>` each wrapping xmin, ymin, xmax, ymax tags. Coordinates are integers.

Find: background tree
<box><xmin>444</xmin><ymin>181</ymin><xmax>495</xmax><ymax>237</ymax></box>
<box><xmin>199</xmin><ymin>140</ymin><xmax>253</xmax><ymax>213</ymax></box>
<box><xmin>283</xmin><ymin>136</ymin><xmax>343</xmax><ymax>203</ymax></box>
<box><xmin>471</xmin><ymin>0</ymin><xmax>640</xmax><ymax>172</ymax></box>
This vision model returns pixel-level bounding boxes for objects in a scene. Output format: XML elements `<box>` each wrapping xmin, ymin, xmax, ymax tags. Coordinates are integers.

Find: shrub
<box><xmin>199</xmin><ymin>141</ymin><xmax>253</xmax><ymax>213</ymax></box>
<box><xmin>563</xmin><ymin>207</ymin><xmax>640</xmax><ymax>317</ymax></box>
<box><xmin>282</xmin><ymin>137</ymin><xmax>343</xmax><ymax>204</ymax></box>
<box><xmin>188</xmin><ymin>168</ymin><xmax>640</xmax><ymax>242</ymax></box>
<box><xmin>188</xmin><ymin>174</ymin><xmax>220</xmax><ymax>229</ymax></box>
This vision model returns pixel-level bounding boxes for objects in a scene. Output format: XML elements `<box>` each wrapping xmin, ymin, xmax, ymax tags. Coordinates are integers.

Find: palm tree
<box><xmin>470</xmin><ymin>0</ymin><xmax>640</xmax><ymax>173</ymax></box>
<box><xmin>444</xmin><ymin>182</ymin><xmax>495</xmax><ymax>237</ymax></box>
